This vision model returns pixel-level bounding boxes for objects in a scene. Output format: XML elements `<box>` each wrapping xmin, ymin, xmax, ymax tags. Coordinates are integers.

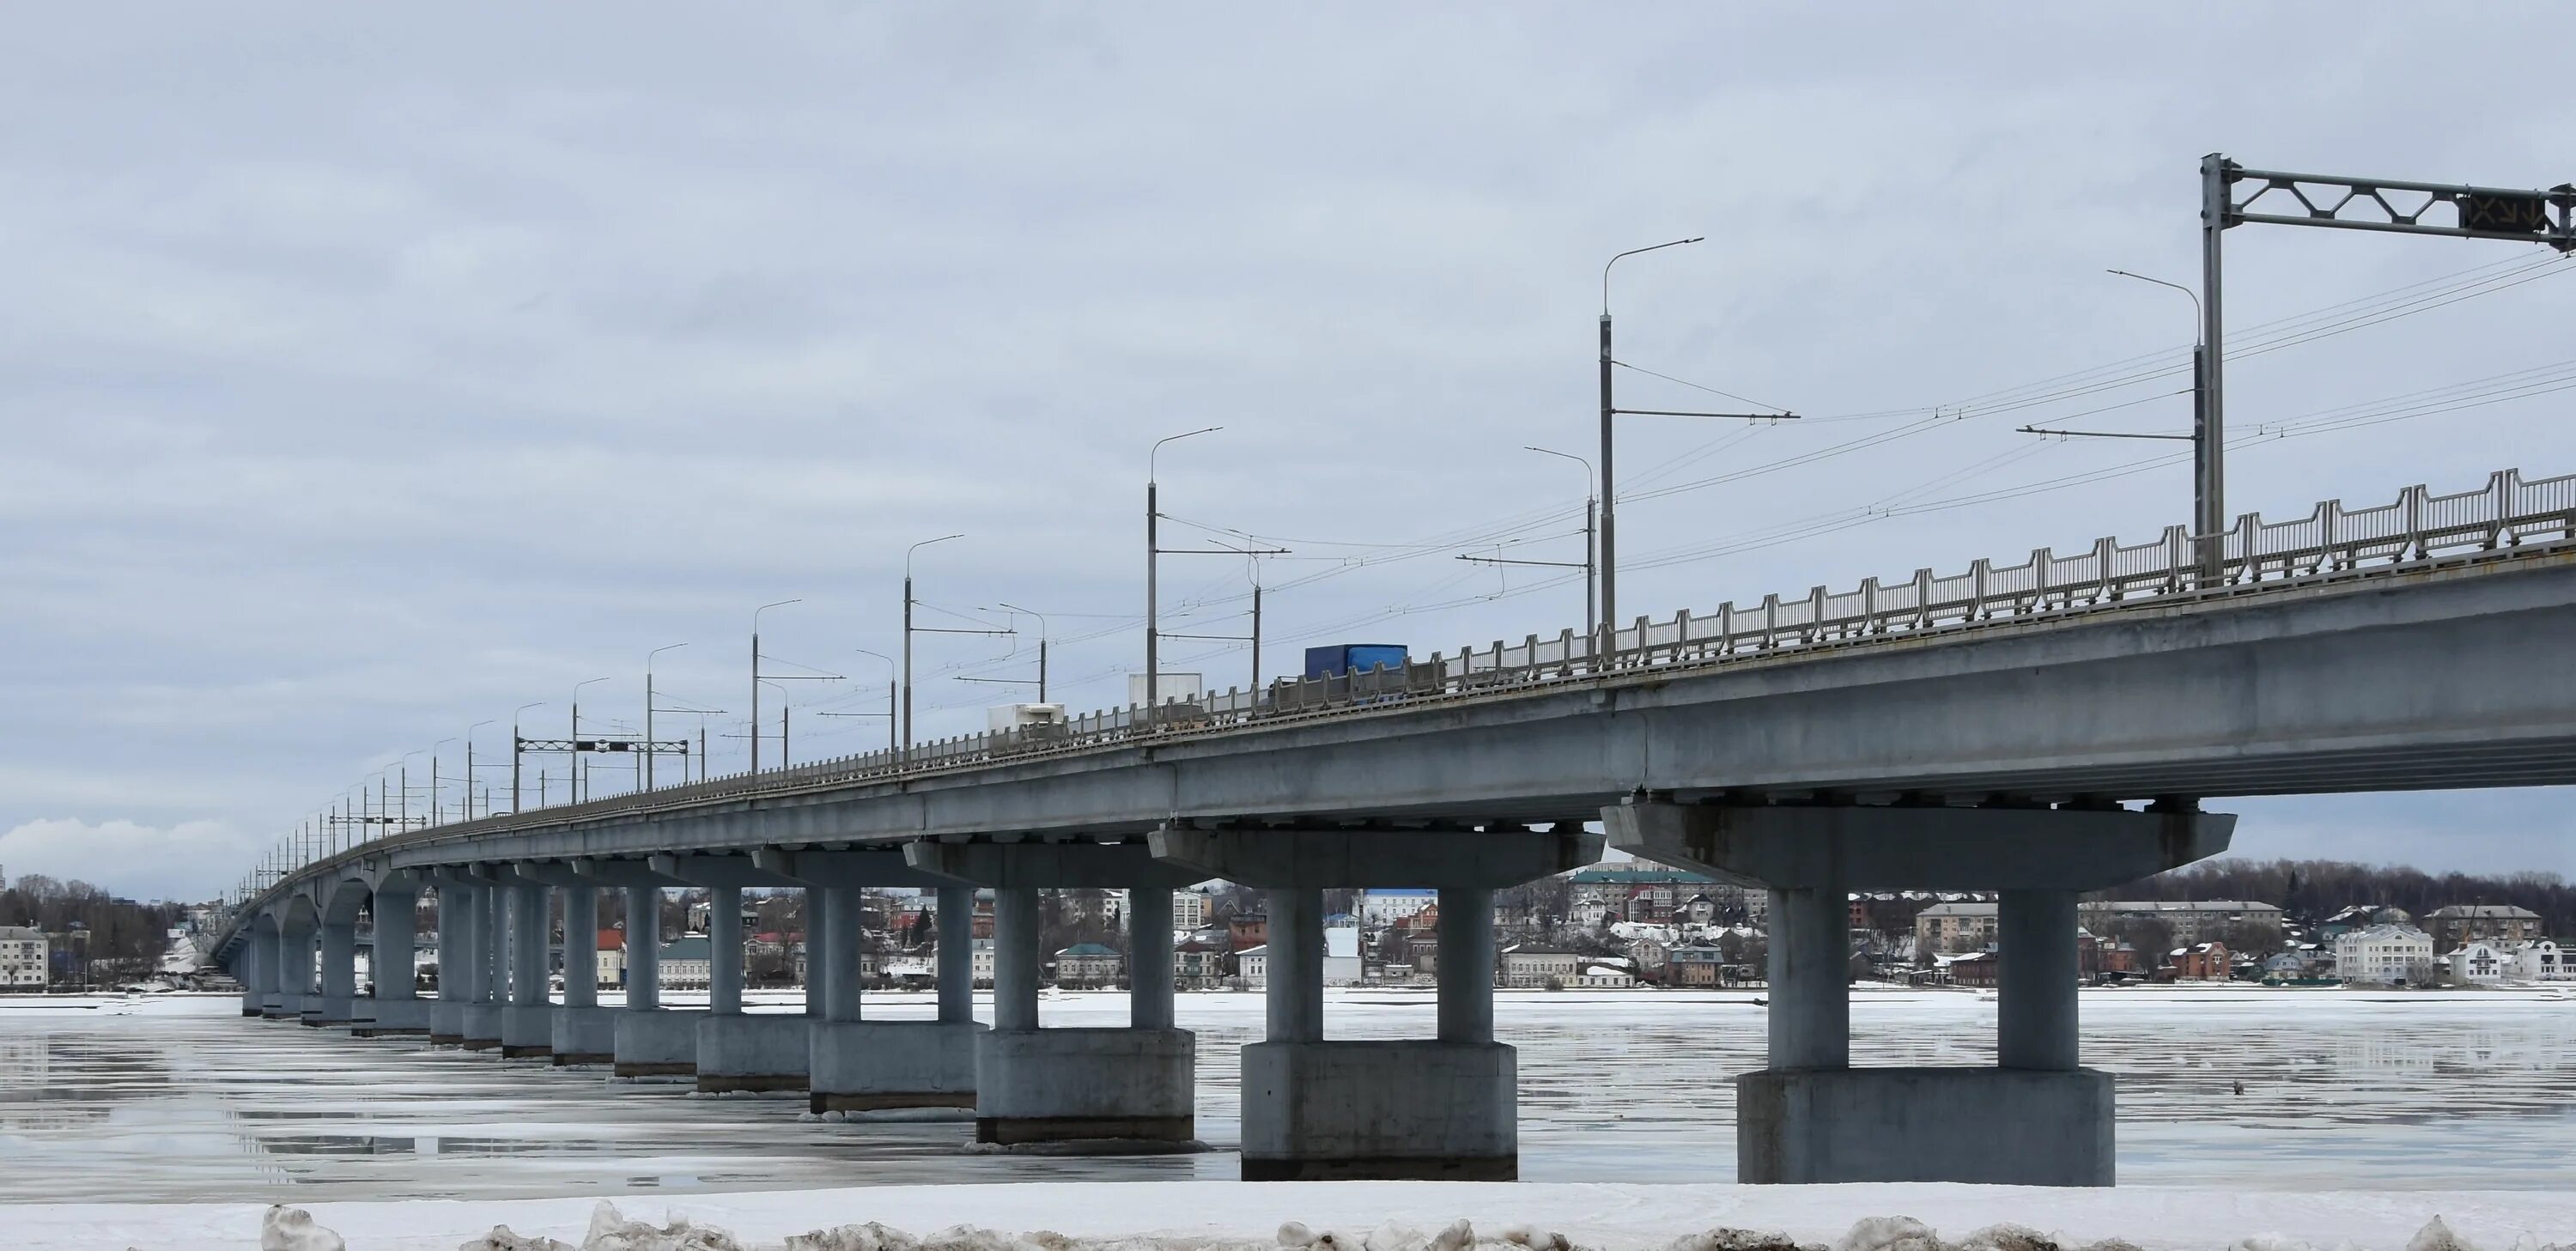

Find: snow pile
<box><xmin>231</xmin><ymin>1206</ymin><xmax>2576</xmax><ymax>1251</ymax></box>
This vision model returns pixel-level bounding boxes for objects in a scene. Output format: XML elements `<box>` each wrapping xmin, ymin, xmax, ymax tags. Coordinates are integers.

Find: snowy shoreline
<box><xmin>18</xmin><ymin>1181</ymin><xmax>2576</xmax><ymax>1251</ymax></box>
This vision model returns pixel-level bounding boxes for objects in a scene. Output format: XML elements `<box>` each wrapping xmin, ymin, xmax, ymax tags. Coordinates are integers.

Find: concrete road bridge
<box><xmin>207</xmin><ymin>467</ymin><xmax>2576</xmax><ymax>1186</ymax></box>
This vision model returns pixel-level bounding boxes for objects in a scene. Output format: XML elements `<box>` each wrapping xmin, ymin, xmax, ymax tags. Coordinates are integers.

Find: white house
<box><xmin>2335</xmin><ymin>924</ymin><xmax>2435</xmax><ymax>986</ymax></box>
<box><xmin>971</xmin><ymin>938</ymin><xmax>995</xmax><ymax>988</ymax></box>
<box><xmin>1573</xmin><ymin>962</ymin><xmax>1635</xmax><ymax>988</ymax></box>
<box><xmin>1237</xmin><ymin>944</ymin><xmax>1267</xmax><ymax>988</ymax></box>
<box><xmin>657</xmin><ymin>936</ymin><xmax>713</xmax><ymax>990</ymax></box>
<box><xmin>1356</xmin><ymin>889</ymin><xmax>1437</xmax><ymax>926</ymax></box>
<box><xmin>1501</xmin><ymin>944</ymin><xmax>1581</xmax><ymax>988</ymax></box>
<box><xmin>0</xmin><ymin>926</ymin><xmax>46</xmax><ymax>988</ymax></box>
<box><xmin>2444</xmin><ymin>942</ymin><xmax>2507</xmax><ymax>986</ymax></box>
<box><xmin>2504</xmin><ymin>938</ymin><xmax>2568</xmax><ymax>982</ymax></box>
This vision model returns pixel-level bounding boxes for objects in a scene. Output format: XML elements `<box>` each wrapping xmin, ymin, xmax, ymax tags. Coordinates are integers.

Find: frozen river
<box><xmin>1</xmin><ymin>986</ymin><xmax>2569</xmax><ymax>1203</ymax></box>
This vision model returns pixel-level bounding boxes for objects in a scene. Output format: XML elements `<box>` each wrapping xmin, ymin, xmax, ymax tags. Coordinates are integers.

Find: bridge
<box><xmin>206</xmin><ymin>466</ymin><xmax>2576</xmax><ymax>1187</ymax></box>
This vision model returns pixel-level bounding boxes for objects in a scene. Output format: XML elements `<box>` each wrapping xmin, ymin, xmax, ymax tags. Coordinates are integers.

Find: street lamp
<box><xmin>853</xmin><ymin>647</ymin><xmax>898</xmax><ymax>756</ymax></box>
<box><xmin>572</xmin><ymin>677</ymin><xmax>615</xmax><ymax>803</ymax></box>
<box><xmin>465</xmin><ymin>720</ymin><xmax>495</xmax><ymax>820</ymax></box>
<box><xmin>1146</xmin><ymin>428</ymin><xmax>1219</xmax><ymax>715</ymax></box>
<box><xmin>751</xmin><ymin>600</ymin><xmax>800</xmax><ymax>774</ymax></box>
<box><xmin>512</xmin><ymin>701</ymin><xmax>546</xmax><ymax>812</ymax></box>
<box><xmin>903</xmin><ymin>536</ymin><xmax>964</xmax><ymax>761</ymax></box>
<box><xmin>646</xmin><ymin>642</ymin><xmax>687</xmax><ymax>790</ymax></box>
<box><xmin>996</xmin><ymin>603</ymin><xmax>1049</xmax><ymax>704</ymax></box>
<box><xmin>1597</xmin><ymin>238</ymin><xmax>1797</xmax><ymax>663</ymax></box>
<box><xmin>1459</xmin><ymin>446</ymin><xmax>1596</xmax><ymax>647</ymax></box>
<box><xmin>430</xmin><ymin>737</ymin><xmax>458</xmax><ymax>825</ymax></box>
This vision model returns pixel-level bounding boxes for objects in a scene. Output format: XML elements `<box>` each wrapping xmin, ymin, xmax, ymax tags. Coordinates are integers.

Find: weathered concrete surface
<box><xmin>614</xmin><ymin>1010</ymin><xmax>702</xmax><ymax>1078</ymax></box>
<box><xmin>975</xmin><ymin>1028</ymin><xmax>1194</xmax><ymax>1144</ymax></box>
<box><xmin>551</xmin><ymin>1005</ymin><xmax>620</xmax><ymax>1065</ymax></box>
<box><xmin>461</xmin><ymin>1004</ymin><xmax>505</xmax><ymax>1051</ymax></box>
<box><xmin>1239</xmin><ymin>1040</ymin><xmax>1516</xmax><ymax>1181</ymax></box>
<box><xmin>309</xmin><ymin>995</ymin><xmax>356</xmax><ymax>1027</ymax></box>
<box><xmin>809</xmin><ymin>1020</ymin><xmax>983</xmax><ymax>1113</ymax></box>
<box><xmin>501</xmin><ymin>1005</ymin><xmax>554</xmax><ymax>1059</ymax></box>
<box><xmin>696</xmin><ymin>1014</ymin><xmax>810</xmax><ymax>1093</ymax></box>
<box><xmin>1736</xmin><ymin>1066</ymin><xmax>2115</xmax><ymax>1186</ymax></box>
<box><xmin>428</xmin><ymin>1000</ymin><xmax>466</xmax><ymax>1045</ymax></box>
<box><xmin>354</xmin><ymin>999</ymin><xmax>429</xmax><ymax>1037</ymax></box>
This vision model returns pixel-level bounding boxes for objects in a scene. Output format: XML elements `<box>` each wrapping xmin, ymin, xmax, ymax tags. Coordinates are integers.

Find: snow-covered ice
<box><xmin>3</xmin><ymin>987</ymin><xmax>2571</xmax><ymax>1205</ymax></box>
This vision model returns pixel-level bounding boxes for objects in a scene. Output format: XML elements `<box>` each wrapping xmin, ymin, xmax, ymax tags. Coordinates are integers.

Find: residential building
<box><xmin>1175</xmin><ymin>937</ymin><xmax>1230</xmax><ymax>988</ymax></box>
<box><xmin>1323</xmin><ymin>926</ymin><xmax>1364</xmax><ymax>987</ymax></box>
<box><xmin>1944</xmin><ymin>951</ymin><xmax>1999</xmax><ymax>987</ymax></box>
<box><xmin>1572</xmin><ymin>963</ymin><xmax>1635</xmax><ymax>988</ymax></box>
<box><xmin>597</xmin><ymin>929</ymin><xmax>626</xmax><ymax>987</ymax></box>
<box><xmin>1667</xmin><ymin>944</ymin><xmax>1726</xmax><ymax>987</ymax></box>
<box><xmin>1567</xmin><ymin>865</ymin><xmax>1723</xmax><ymax>925</ymax></box>
<box><xmin>1914</xmin><ymin>902</ymin><xmax>1999</xmax><ymax>953</ymax></box>
<box><xmin>1171</xmin><ymin>888</ymin><xmax>1213</xmax><ymax>932</ymax></box>
<box><xmin>2426</xmin><ymin>905</ymin><xmax>2544</xmax><ymax>951</ymax></box>
<box><xmin>2078</xmin><ymin>901</ymin><xmax>2285</xmax><ymax>944</ymax></box>
<box><xmin>1627</xmin><ymin>935</ymin><xmax>1671</xmax><ymax>976</ymax></box>
<box><xmin>1237</xmin><ymin>944</ymin><xmax>1268</xmax><ymax>988</ymax></box>
<box><xmin>1228</xmin><ymin>913</ymin><xmax>1268</xmax><ymax>951</ymax></box>
<box><xmin>1055</xmin><ymin>942</ymin><xmax>1123</xmax><ymax>987</ymax></box>
<box><xmin>2505</xmin><ymin>938</ymin><xmax>2567</xmax><ymax>982</ymax></box>
<box><xmin>2444</xmin><ymin>941</ymin><xmax>2507</xmax><ymax>986</ymax></box>
<box><xmin>2335</xmin><ymin>924</ymin><xmax>2436</xmax><ymax>986</ymax></box>
<box><xmin>971</xmin><ymin>938</ymin><xmax>996</xmax><ymax>987</ymax></box>
<box><xmin>1500</xmin><ymin>944</ymin><xmax>1580</xmax><ymax>988</ymax></box>
<box><xmin>0</xmin><ymin>926</ymin><xmax>46</xmax><ymax>988</ymax></box>
<box><xmin>2319</xmin><ymin>905</ymin><xmax>2412</xmax><ymax>941</ymax></box>
<box><xmin>2167</xmin><ymin>941</ymin><xmax>2231</xmax><ymax>981</ymax></box>
<box><xmin>657</xmin><ymin>936</ymin><xmax>713</xmax><ymax>990</ymax></box>
<box><xmin>1356</xmin><ymin>889</ymin><xmax>1437</xmax><ymax>926</ymax></box>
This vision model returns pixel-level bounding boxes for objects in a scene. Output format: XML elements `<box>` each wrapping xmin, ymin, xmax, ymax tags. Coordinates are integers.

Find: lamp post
<box><xmin>995</xmin><ymin>603</ymin><xmax>1049</xmax><ymax>703</ymax></box>
<box><xmin>647</xmin><ymin>642</ymin><xmax>687</xmax><ymax>790</ymax></box>
<box><xmin>430</xmin><ymin>738</ymin><xmax>457</xmax><ymax>825</ymax></box>
<box><xmin>512</xmin><ymin>701</ymin><xmax>545</xmax><ymax>813</ymax></box>
<box><xmin>1146</xmin><ymin>428</ymin><xmax>1220</xmax><ymax>716</ymax></box>
<box><xmin>1595</xmin><ymin>240</ymin><xmax>1801</xmax><ymax>661</ymax></box>
<box><xmin>855</xmin><ymin>647</ymin><xmax>897</xmax><ymax>756</ymax></box>
<box><xmin>2108</xmin><ymin>269</ymin><xmax>2212</xmax><ymax>567</ymax></box>
<box><xmin>1460</xmin><ymin>446</ymin><xmax>1595</xmax><ymax>647</ymax></box>
<box><xmin>902</xmin><ymin>535</ymin><xmax>964</xmax><ymax>761</ymax></box>
<box><xmin>571</xmin><ymin>677</ymin><xmax>614</xmax><ymax>804</ymax></box>
<box><xmin>465</xmin><ymin>720</ymin><xmax>494</xmax><ymax>820</ymax></box>
<box><xmin>751</xmin><ymin>599</ymin><xmax>801</xmax><ymax>774</ymax></box>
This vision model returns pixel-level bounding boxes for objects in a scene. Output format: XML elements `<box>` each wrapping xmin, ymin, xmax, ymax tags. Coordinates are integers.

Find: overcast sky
<box><xmin>4</xmin><ymin>6</ymin><xmax>2573</xmax><ymax>901</ymax></box>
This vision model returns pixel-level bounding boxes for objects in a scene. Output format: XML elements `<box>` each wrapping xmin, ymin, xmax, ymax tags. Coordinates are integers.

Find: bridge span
<box><xmin>208</xmin><ymin>467</ymin><xmax>2576</xmax><ymax>1187</ymax></box>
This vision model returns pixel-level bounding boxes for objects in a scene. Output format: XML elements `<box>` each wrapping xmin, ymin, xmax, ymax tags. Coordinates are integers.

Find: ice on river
<box><xmin>1</xmin><ymin>986</ymin><xmax>2572</xmax><ymax>1205</ymax></box>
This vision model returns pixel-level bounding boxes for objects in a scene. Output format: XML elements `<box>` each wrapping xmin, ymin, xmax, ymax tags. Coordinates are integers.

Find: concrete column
<box><xmin>1128</xmin><ymin>887</ymin><xmax>1174</xmax><ymax>1029</ymax></box>
<box><xmin>992</xmin><ymin>887</ymin><xmax>1040</xmax><ymax>1032</ymax></box>
<box><xmin>432</xmin><ymin>890</ymin><xmax>455</xmax><ymax>1005</ymax></box>
<box><xmin>624</xmin><ymin>886</ymin><xmax>660</xmax><ymax>1009</ymax></box>
<box><xmin>483</xmin><ymin>882</ymin><xmax>510</xmax><ymax>1007</ymax></box>
<box><xmin>376</xmin><ymin>890</ymin><xmax>417</xmax><ymax>1002</ymax></box>
<box><xmin>451</xmin><ymin>887</ymin><xmax>479</xmax><ymax>1002</ymax></box>
<box><xmin>804</xmin><ymin>888</ymin><xmax>828</xmax><ymax>1018</ymax></box>
<box><xmin>1998</xmin><ymin>889</ymin><xmax>2079</xmax><ymax>1071</ymax></box>
<box><xmin>240</xmin><ymin>938</ymin><xmax>268</xmax><ymax>1015</ymax></box>
<box><xmin>1267</xmin><ymin>888</ymin><xmax>1323</xmax><ymax>1043</ymax></box>
<box><xmin>1437</xmin><ymin>887</ymin><xmax>1495</xmax><ymax>1044</ymax></box>
<box><xmin>1767</xmin><ymin>885</ymin><xmax>1849</xmax><ymax>1070</ymax></box>
<box><xmin>269</xmin><ymin>922</ymin><xmax>295</xmax><ymax>1009</ymax></box>
<box><xmin>936</xmin><ymin>885</ymin><xmax>973</xmax><ymax>1023</ymax></box>
<box><xmin>512</xmin><ymin>883</ymin><xmax>548</xmax><ymax>1007</ymax></box>
<box><xmin>709</xmin><ymin>884</ymin><xmax>743</xmax><ymax>1015</ymax></box>
<box><xmin>320</xmin><ymin>922</ymin><xmax>356</xmax><ymax>999</ymax></box>
<box><xmin>824</xmin><ymin>885</ymin><xmax>863</xmax><ymax>1023</ymax></box>
<box><xmin>562</xmin><ymin>885</ymin><xmax>598</xmax><ymax>1009</ymax></box>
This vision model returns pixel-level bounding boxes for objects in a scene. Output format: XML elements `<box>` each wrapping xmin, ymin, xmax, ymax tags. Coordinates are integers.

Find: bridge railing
<box><xmin>235</xmin><ymin>466</ymin><xmax>2576</xmax><ymax>905</ymax></box>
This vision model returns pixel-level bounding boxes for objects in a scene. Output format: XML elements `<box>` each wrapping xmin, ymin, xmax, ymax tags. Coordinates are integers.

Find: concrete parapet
<box><xmin>615</xmin><ymin>1010</ymin><xmax>702</xmax><ymax>1078</ymax></box>
<box><xmin>975</xmin><ymin>1027</ymin><xmax>1194</xmax><ymax>1145</ymax></box>
<box><xmin>1736</xmin><ymin>1066</ymin><xmax>2114</xmax><ymax>1187</ymax></box>
<box><xmin>501</xmin><ymin>1005</ymin><xmax>554</xmax><ymax>1058</ymax></box>
<box><xmin>810</xmin><ymin>1020</ymin><xmax>983</xmax><ymax>1114</ymax></box>
<box><xmin>1239</xmin><ymin>1040</ymin><xmax>1516</xmax><ymax>1181</ymax></box>
<box><xmin>461</xmin><ymin>1004</ymin><xmax>505</xmax><ymax>1051</ymax></box>
<box><xmin>696</xmin><ymin>1014</ymin><xmax>810</xmax><ymax>1093</ymax></box>
<box><xmin>551</xmin><ymin>1006</ymin><xmax>620</xmax><ymax>1066</ymax></box>
<box><xmin>354</xmin><ymin>999</ymin><xmax>429</xmax><ymax>1037</ymax></box>
<box><xmin>428</xmin><ymin>1000</ymin><xmax>466</xmax><ymax>1045</ymax></box>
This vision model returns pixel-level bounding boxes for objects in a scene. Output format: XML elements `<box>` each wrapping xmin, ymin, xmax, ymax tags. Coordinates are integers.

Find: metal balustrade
<box><xmin>229</xmin><ymin>466</ymin><xmax>2576</xmax><ymax>912</ymax></box>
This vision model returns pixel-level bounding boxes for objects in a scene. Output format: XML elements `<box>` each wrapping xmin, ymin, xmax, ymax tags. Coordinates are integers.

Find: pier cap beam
<box><xmin>902</xmin><ymin>840</ymin><xmax>1204</xmax><ymax>889</ymax></box>
<box><xmin>567</xmin><ymin>858</ymin><xmax>687</xmax><ymax>889</ymax></box>
<box><xmin>649</xmin><ymin>852</ymin><xmax>802</xmax><ymax>889</ymax></box>
<box><xmin>757</xmin><ymin>847</ymin><xmax>953</xmax><ymax>890</ymax></box>
<box><xmin>1604</xmin><ymin>800</ymin><xmax>2232</xmax><ymax>891</ymax></box>
<box><xmin>1149</xmin><ymin>823</ymin><xmax>1600</xmax><ymax>890</ymax></box>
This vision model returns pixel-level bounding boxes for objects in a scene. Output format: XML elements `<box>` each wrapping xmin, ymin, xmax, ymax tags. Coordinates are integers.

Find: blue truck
<box><xmin>1303</xmin><ymin>643</ymin><xmax>1409</xmax><ymax>680</ymax></box>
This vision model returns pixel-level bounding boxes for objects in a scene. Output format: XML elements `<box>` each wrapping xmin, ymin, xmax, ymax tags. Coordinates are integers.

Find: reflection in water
<box><xmin>1</xmin><ymin>988</ymin><xmax>2568</xmax><ymax>1201</ymax></box>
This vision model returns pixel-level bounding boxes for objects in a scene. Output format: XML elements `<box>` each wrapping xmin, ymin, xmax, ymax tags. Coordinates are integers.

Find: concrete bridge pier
<box><xmin>357</xmin><ymin>878</ymin><xmax>428</xmax><ymax>1036</ymax></box>
<box><xmin>1151</xmin><ymin>823</ymin><xmax>1597</xmax><ymax>1181</ymax></box>
<box><xmin>267</xmin><ymin>909</ymin><xmax>311</xmax><ymax>1020</ymax></box>
<box><xmin>582</xmin><ymin>863</ymin><xmax>696</xmax><ymax>1078</ymax></box>
<box><xmin>668</xmin><ymin>853</ymin><xmax>808</xmax><ymax>1093</ymax></box>
<box><xmin>462</xmin><ymin>874</ymin><xmax>507</xmax><ymax>1050</ymax></box>
<box><xmin>237</xmin><ymin>928</ymin><xmax>269</xmax><ymax>1016</ymax></box>
<box><xmin>501</xmin><ymin>874</ymin><xmax>554</xmax><ymax>1058</ymax></box>
<box><xmin>1607</xmin><ymin>798</ymin><xmax>2235</xmax><ymax>1187</ymax></box>
<box><xmin>428</xmin><ymin>874</ymin><xmax>472</xmax><ymax>1044</ymax></box>
<box><xmin>312</xmin><ymin>916</ymin><xmax>356</xmax><ymax>1026</ymax></box>
<box><xmin>783</xmin><ymin>851</ymin><xmax>982</xmax><ymax>1114</ymax></box>
<box><xmin>551</xmin><ymin>882</ymin><xmax>615</xmax><ymax>1064</ymax></box>
<box><xmin>906</xmin><ymin>841</ymin><xmax>1200</xmax><ymax>1146</ymax></box>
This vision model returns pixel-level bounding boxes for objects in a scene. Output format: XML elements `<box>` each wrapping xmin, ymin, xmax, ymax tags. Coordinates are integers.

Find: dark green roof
<box><xmin>1057</xmin><ymin>942</ymin><xmax>1120</xmax><ymax>956</ymax></box>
